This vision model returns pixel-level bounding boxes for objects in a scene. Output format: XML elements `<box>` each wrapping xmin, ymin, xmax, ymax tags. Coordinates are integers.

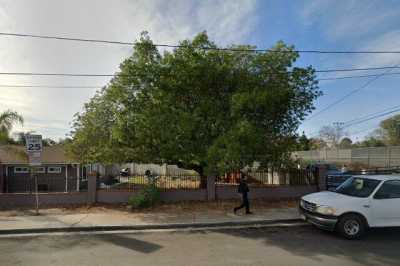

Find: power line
<box><xmin>24</xmin><ymin>125</ymin><xmax>69</xmax><ymax>132</ymax></box>
<box><xmin>305</xmin><ymin>63</ymin><xmax>400</xmax><ymax>121</ymax></box>
<box><xmin>316</xmin><ymin>66</ymin><xmax>400</xmax><ymax>73</ymax></box>
<box><xmin>0</xmin><ymin>84</ymin><xmax>103</xmax><ymax>88</ymax></box>
<box><xmin>343</xmin><ymin>104</ymin><xmax>400</xmax><ymax>126</ymax></box>
<box><xmin>0</xmin><ymin>32</ymin><xmax>135</xmax><ymax>46</ymax></box>
<box><xmin>349</xmin><ymin>125</ymin><xmax>378</xmax><ymax>136</ymax></box>
<box><xmin>342</xmin><ymin>108</ymin><xmax>400</xmax><ymax>129</ymax></box>
<box><xmin>305</xmin><ymin>105</ymin><xmax>400</xmax><ymax>138</ymax></box>
<box><xmin>0</xmin><ymin>74</ymin><xmax>399</xmax><ymax>88</ymax></box>
<box><xmin>0</xmin><ymin>75</ymin><xmax>398</xmax><ymax>88</ymax></box>
<box><xmin>319</xmin><ymin>72</ymin><xmax>400</xmax><ymax>81</ymax></box>
<box><xmin>0</xmin><ymin>72</ymin><xmax>115</xmax><ymax>77</ymax></box>
<box><xmin>1</xmin><ymin>66</ymin><xmax>400</xmax><ymax>78</ymax></box>
<box><xmin>2</xmin><ymin>31</ymin><xmax>400</xmax><ymax>54</ymax></box>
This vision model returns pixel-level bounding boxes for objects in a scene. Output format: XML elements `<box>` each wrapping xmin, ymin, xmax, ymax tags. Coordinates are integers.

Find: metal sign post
<box><xmin>31</xmin><ymin>167</ymin><xmax>39</xmax><ymax>215</ymax></box>
<box><xmin>25</xmin><ymin>134</ymin><xmax>42</xmax><ymax>215</ymax></box>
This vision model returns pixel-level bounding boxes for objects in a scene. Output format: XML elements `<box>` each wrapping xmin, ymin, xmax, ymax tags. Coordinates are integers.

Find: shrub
<box><xmin>128</xmin><ymin>184</ymin><xmax>160</xmax><ymax>209</ymax></box>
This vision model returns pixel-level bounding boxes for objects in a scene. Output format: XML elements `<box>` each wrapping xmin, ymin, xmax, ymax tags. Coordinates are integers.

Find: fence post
<box><xmin>316</xmin><ymin>165</ymin><xmax>327</xmax><ymax>191</ymax></box>
<box><xmin>207</xmin><ymin>176</ymin><xmax>215</xmax><ymax>201</ymax></box>
<box><xmin>0</xmin><ymin>166</ymin><xmax>4</xmax><ymax>193</ymax></box>
<box><xmin>367</xmin><ymin>147</ymin><xmax>371</xmax><ymax>168</ymax></box>
<box><xmin>87</xmin><ymin>171</ymin><xmax>98</xmax><ymax>204</ymax></box>
<box><xmin>162</xmin><ymin>163</ymin><xmax>168</xmax><ymax>176</ymax></box>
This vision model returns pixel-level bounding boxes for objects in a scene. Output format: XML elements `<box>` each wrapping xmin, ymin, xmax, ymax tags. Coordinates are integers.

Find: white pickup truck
<box><xmin>299</xmin><ymin>175</ymin><xmax>400</xmax><ymax>239</ymax></box>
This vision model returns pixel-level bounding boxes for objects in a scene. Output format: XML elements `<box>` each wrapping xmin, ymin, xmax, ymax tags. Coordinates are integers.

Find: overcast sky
<box><xmin>0</xmin><ymin>0</ymin><xmax>400</xmax><ymax>142</ymax></box>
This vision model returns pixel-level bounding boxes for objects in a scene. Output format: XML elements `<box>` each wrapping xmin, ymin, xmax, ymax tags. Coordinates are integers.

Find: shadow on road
<box><xmin>97</xmin><ymin>234</ymin><xmax>162</xmax><ymax>253</ymax></box>
<box><xmin>0</xmin><ymin>233</ymin><xmax>163</xmax><ymax>255</ymax></box>
<box><xmin>213</xmin><ymin>226</ymin><xmax>400</xmax><ymax>266</ymax></box>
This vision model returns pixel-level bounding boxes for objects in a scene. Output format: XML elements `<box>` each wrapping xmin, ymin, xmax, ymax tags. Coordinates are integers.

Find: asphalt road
<box><xmin>1</xmin><ymin>226</ymin><xmax>400</xmax><ymax>266</ymax></box>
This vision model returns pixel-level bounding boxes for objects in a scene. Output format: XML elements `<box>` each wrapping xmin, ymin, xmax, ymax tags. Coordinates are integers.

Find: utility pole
<box><xmin>333</xmin><ymin>122</ymin><xmax>345</xmax><ymax>147</ymax></box>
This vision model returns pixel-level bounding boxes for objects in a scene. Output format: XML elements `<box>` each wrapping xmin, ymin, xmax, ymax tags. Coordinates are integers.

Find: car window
<box><xmin>335</xmin><ymin>177</ymin><xmax>381</xmax><ymax>198</ymax></box>
<box><xmin>328</xmin><ymin>165</ymin><xmax>338</xmax><ymax>171</ymax></box>
<box><xmin>374</xmin><ymin>180</ymin><xmax>400</xmax><ymax>199</ymax></box>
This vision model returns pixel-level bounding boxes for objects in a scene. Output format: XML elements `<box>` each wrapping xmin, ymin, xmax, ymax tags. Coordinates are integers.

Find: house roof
<box><xmin>0</xmin><ymin>145</ymin><xmax>76</xmax><ymax>164</ymax></box>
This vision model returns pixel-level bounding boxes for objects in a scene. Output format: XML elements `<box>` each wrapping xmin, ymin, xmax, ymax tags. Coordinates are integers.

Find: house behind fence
<box><xmin>293</xmin><ymin>146</ymin><xmax>400</xmax><ymax>168</ymax></box>
<box><xmin>0</xmin><ymin>146</ymin><xmax>326</xmax><ymax>208</ymax></box>
<box><xmin>0</xmin><ymin>145</ymin><xmax>84</xmax><ymax>193</ymax></box>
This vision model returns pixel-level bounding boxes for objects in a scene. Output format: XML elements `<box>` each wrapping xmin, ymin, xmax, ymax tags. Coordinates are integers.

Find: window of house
<box><xmin>48</xmin><ymin>166</ymin><xmax>62</xmax><ymax>174</ymax></box>
<box><xmin>34</xmin><ymin>167</ymin><xmax>46</xmax><ymax>173</ymax></box>
<box><xmin>14</xmin><ymin>167</ymin><xmax>29</xmax><ymax>173</ymax></box>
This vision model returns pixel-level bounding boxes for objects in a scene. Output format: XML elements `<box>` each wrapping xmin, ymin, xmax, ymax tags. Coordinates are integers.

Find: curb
<box><xmin>0</xmin><ymin>218</ymin><xmax>306</xmax><ymax>235</ymax></box>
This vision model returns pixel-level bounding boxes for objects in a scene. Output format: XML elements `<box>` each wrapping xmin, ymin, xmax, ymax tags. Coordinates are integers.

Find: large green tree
<box><xmin>68</xmin><ymin>32</ymin><xmax>321</xmax><ymax>178</ymax></box>
<box><xmin>379</xmin><ymin>114</ymin><xmax>400</xmax><ymax>145</ymax></box>
<box><xmin>296</xmin><ymin>132</ymin><xmax>311</xmax><ymax>151</ymax></box>
<box><xmin>353</xmin><ymin>136</ymin><xmax>386</xmax><ymax>148</ymax></box>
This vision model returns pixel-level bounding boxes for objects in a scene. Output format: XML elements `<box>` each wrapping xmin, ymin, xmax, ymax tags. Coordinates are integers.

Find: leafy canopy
<box><xmin>379</xmin><ymin>114</ymin><xmax>400</xmax><ymax>146</ymax></box>
<box><xmin>0</xmin><ymin>110</ymin><xmax>23</xmax><ymax>144</ymax></box>
<box><xmin>68</xmin><ymin>32</ymin><xmax>321</xmax><ymax>175</ymax></box>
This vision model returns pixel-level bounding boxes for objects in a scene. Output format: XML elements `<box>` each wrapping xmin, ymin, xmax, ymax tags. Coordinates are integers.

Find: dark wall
<box><xmin>215</xmin><ymin>185</ymin><xmax>318</xmax><ymax>200</ymax></box>
<box><xmin>5</xmin><ymin>165</ymin><xmax>80</xmax><ymax>193</ymax></box>
<box><xmin>97</xmin><ymin>189</ymin><xmax>208</xmax><ymax>203</ymax></box>
<box><xmin>0</xmin><ymin>165</ymin><xmax>4</xmax><ymax>193</ymax></box>
<box><xmin>0</xmin><ymin>192</ymin><xmax>88</xmax><ymax>208</ymax></box>
<box><xmin>0</xmin><ymin>174</ymin><xmax>319</xmax><ymax>208</ymax></box>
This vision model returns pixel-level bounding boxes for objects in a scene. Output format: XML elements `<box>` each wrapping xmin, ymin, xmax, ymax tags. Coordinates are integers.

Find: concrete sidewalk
<box><xmin>0</xmin><ymin>206</ymin><xmax>302</xmax><ymax>234</ymax></box>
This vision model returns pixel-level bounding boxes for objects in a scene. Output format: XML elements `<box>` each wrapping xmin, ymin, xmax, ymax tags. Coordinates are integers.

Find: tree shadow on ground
<box><xmin>212</xmin><ymin>226</ymin><xmax>400</xmax><ymax>266</ymax></box>
<box><xmin>0</xmin><ymin>233</ymin><xmax>162</xmax><ymax>254</ymax></box>
<box><xmin>96</xmin><ymin>234</ymin><xmax>162</xmax><ymax>253</ymax></box>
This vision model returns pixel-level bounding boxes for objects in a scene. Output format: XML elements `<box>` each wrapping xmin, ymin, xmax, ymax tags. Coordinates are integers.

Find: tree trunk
<box><xmin>188</xmin><ymin>164</ymin><xmax>207</xmax><ymax>189</ymax></box>
<box><xmin>175</xmin><ymin>161</ymin><xmax>207</xmax><ymax>189</ymax></box>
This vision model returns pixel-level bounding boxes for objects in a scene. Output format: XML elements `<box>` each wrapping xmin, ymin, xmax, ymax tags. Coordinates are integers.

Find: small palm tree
<box><xmin>0</xmin><ymin>110</ymin><xmax>24</xmax><ymax>143</ymax></box>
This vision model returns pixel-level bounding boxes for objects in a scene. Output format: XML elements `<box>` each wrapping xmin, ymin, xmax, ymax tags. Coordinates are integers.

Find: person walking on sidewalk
<box><xmin>234</xmin><ymin>172</ymin><xmax>252</xmax><ymax>215</ymax></box>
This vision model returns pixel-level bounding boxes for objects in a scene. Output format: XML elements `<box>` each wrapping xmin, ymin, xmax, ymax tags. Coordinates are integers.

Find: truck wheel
<box><xmin>337</xmin><ymin>214</ymin><xmax>366</xmax><ymax>240</ymax></box>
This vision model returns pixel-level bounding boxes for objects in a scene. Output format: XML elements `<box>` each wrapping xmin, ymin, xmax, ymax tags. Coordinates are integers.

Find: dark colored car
<box><xmin>327</xmin><ymin>174</ymin><xmax>352</xmax><ymax>191</ymax></box>
<box><xmin>307</xmin><ymin>163</ymin><xmax>350</xmax><ymax>191</ymax></box>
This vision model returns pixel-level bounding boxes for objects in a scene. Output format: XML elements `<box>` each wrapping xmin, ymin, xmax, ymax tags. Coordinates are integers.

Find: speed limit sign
<box><xmin>26</xmin><ymin>134</ymin><xmax>43</xmax><ymax>152</ymax></box>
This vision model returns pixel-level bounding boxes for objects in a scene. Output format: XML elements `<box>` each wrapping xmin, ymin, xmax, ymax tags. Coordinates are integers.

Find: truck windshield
<box><xmin>335</xmin><ymin>177</ymin><xmax>381</xmax><ymax>198</ymax></box>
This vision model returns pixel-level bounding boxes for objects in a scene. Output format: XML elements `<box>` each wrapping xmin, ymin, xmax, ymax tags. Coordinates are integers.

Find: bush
<box><xmin>128</xmin><ymin>185</ymin><xmax>160</xmax><ymax>209</ymax></box>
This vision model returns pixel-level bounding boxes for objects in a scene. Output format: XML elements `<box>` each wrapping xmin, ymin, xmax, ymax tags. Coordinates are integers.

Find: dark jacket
<box><xmin>238</xmin><ymin>180</ymin><xmax>249</xmax><ymax>195</ymax></box>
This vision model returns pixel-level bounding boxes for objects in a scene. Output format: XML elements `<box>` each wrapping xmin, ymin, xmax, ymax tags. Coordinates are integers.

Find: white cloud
<box><xmin>351</xmin><ymin>30</ymin><xmax>400</xmax><ymax>68</ymax></box>
<box><xmin>0</xmin><ymin>0</ymin><xmax>258</xmax><ymax>139</ymax></box>
<box><xmin>300</xmin><ymin>0</ymin><xmax>400</xmax><ymax>41</ymax></box>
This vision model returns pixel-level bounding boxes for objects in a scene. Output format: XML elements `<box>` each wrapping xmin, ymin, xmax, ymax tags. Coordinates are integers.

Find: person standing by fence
<box><xmin>234</xmin><ymin>172</ymin><xmax>252</xmax><ymax>215</ymax></box>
